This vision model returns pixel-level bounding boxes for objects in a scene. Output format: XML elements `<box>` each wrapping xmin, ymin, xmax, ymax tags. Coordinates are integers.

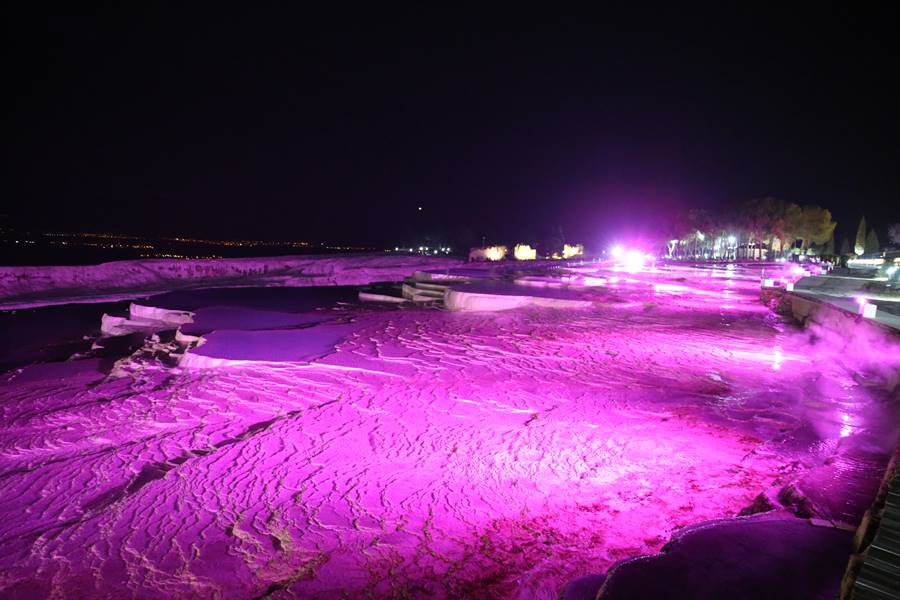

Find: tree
<box><xmin>795</xmin><ymin>205</ymin><xmax>836</xmax><ymax>253</ymax></box>
<box><xmin>771</xmin><ymin>202</ymin><xmax>803</xmax><ymax>257</ymax></box>
<box><xmin>854</xmin><ymin>216</ymin><xmax>867</xmax><ymax>255</ymax></box>
<box><xmin>686</xmin><ymin>208</ymin><xmax>713</xmax><ymax>257</ymax></box>
<box><xmin>865</xmin><ymin>229</ymin><xmax>880</xmax><ymax>254</ymax></box>
<box><xmin>663</xmin><ymin>209</ymin><xmax>695</xmax><ymax>259</ymax></box>
<box><xmin>660</xmin><ymin>200</ymin><xmax>841</xmax><ymax>261</ymax></box>
<box><xmin>739</xmin><ymin>197</ymin><xmax>781</xmax><ymax>259</ymax></box>
<box><xmin>888</xmin><ymin>223</ymin><xmax>900</xmax><ymax>246</ymax></box>
<box><xmin>839</xmin><ymin>238</ymin><xmax>850</xmax><ymax>256</ymax></box>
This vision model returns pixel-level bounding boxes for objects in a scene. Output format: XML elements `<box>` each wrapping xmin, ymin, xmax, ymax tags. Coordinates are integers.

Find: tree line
<box><xmin>663</xmin><ymin>198</ymin><xmax>895</xmax><ymax>260</ymax></box>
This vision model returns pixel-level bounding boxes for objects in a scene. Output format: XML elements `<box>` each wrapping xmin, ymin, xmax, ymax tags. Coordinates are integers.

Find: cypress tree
<box><xmin>854</xmin><ymin>216</ymin><xmax>867</xmax><ymax>255</ymax></box>
<box><xmin>865</xmin><ymin>229</ymin><xmax>880</xmax><ymax>254</ymax></box>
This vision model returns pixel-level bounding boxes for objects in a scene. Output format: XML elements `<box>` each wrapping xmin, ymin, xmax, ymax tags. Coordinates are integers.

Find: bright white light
<box><xmin>562</xmin><ymin>244</ymin><xmax>584</xmax><ymax>259</ymax></box>
<box><xmin>484</xmin><ymin>246</ymin><xmax>507</xmax><ymax>261</ymax></box>
<box><xmin>847</xmin><ymin>257</ymin><xmax>884</xmax><ymax>268</ymax></box>
<box><xmin>772</xmin><ymin>347</ymin><xmax>783</xmax><ymax>370</ymax></box>
<box><xmin>611</xmin><ymin>245</ymin><xmax>624</xmax><ymax>258</ymax></box>
<box><xmin>623</xmin><ymin>249</ymin><xmax>645</xmax><ymax>272</ymax></box>
<box><xmin>654</xmin><ymin>283</ymin><xmax>688</xmax><ymax>293</ymax></box>
<box><xmin>727</xmin><ymin>235</ymin><xmax>736</xmax><ymax>244</ymax></box>
<box><xmin>514</xmin><ymin>244</ymin><xmax>537</xmax><ymax>260</ymax></box>
<box><xmin>840</xmin><ymin>413</ymin><xmax>852</xmax><ymax>438</ymax></box>
<box><xmin>858</xmin><ymin>301</ymin><xmax>877</xmax><ymax>319</ymax></box>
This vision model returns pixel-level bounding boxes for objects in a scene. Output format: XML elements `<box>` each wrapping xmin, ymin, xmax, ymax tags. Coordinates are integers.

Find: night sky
<box><xmin>5</xmin><ymin>6</ymin><xmax>899</xmax><ymax>249</ymax></box>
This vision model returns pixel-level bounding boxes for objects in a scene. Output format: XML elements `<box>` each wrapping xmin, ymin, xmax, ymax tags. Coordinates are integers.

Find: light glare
<box><xmin>514</xmin><ymin>244</ymin><xmax>537</xmax><ymax>260</ymax></box>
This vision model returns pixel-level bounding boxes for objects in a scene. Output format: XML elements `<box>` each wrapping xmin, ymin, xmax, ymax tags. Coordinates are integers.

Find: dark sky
<box><xmin>5</xmin><ymin>5</ymin><xmax>899</xmax><ymax>248</ymax></box>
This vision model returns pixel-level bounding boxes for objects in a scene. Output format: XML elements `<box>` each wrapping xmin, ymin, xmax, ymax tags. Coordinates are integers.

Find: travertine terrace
<box><xmin>0</xmin><ymin>261</ymin><xmax>897</xmax><ymax>599</ymax></box>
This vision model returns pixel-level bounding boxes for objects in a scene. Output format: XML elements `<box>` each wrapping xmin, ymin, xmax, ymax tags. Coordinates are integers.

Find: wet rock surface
<box><xmin>564</xmin><ymin>514</ymin><xmax>853</xmax><ymax>600</ymax></box>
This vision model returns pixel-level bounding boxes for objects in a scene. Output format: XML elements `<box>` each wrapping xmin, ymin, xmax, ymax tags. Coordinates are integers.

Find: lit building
<box><xmin>514</xmin><ymin>244</ymin><xmax>537</xmax><ymax>260</ymax></box>
<box><xmin>562</xmin><ymin>244</ymin><xmax>584</xmax><ymax>259</ymax></box>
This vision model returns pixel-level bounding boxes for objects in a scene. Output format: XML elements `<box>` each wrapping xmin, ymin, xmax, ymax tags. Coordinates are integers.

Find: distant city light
<box><xmin>610</xmin><ymin>245</ymin><xmax>624</xmax><ymax>258</ymax></box>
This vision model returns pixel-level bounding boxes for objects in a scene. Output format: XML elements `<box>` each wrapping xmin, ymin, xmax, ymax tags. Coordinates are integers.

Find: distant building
<box><xmin>469</xmin><ymin>246</ymin><xmax>507</xmax><ymax>261</ymax></box>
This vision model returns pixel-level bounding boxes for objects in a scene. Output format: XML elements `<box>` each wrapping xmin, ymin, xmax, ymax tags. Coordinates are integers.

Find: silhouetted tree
<box><xmin>888</xmin><ymin>223</ymin><xmax>900</xmax><ymax>246</ymax></box>
<box><xmin>839</xmin><ymin>238</ymin><xmax>850</xmax><ymax>256</ymax></box>
<box><xmin>865</xmin><ymin>229</ymin><xmax>880</xmax><ymax>254</ymax></box>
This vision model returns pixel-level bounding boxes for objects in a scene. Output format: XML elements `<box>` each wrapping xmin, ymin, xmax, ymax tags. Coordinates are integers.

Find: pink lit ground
<box><xmin>0</xmin><ymin>263</ymin><xmax>897</xmax><ymax>599</ymax></box>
